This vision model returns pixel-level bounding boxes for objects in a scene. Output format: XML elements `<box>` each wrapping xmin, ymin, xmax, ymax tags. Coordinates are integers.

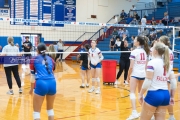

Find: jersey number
<box><xmin>140</xmin><ymin>53</ymin><xmax>145</xmax><ymax>60</ymax></box>
<box><xmin>163</xmin><ymin>66</ymin><xmax>166</xmax><ymax>76</ymax></box>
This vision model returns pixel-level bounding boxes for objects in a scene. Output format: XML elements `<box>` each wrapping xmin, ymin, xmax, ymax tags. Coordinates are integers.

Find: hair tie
<box><xmin>41</xmin><ymin>50</ymin><xmax>46</xmax><ymax>54</ymax></box>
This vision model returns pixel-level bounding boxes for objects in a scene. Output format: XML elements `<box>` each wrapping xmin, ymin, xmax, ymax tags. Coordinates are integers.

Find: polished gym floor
<box><xmin>0</xmin><ymin>61</ymin><xmax>179</xmax><ymax>120</ymax></box>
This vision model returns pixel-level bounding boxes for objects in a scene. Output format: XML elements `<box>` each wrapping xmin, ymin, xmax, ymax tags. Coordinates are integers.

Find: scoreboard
<box><xmin>10</xmin><ymin>0</ymin><xmax>76</xmax><ymax>27</ymax></box>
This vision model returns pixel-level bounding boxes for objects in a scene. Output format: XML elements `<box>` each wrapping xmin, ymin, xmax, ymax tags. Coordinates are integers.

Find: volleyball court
<box><xmin>0</xmin><ymin>18</ymin><xmax>180</xmax><ymax>120</ymax></box>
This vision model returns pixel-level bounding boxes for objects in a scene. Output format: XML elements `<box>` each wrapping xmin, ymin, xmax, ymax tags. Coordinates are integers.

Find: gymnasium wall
<box><xmin>77</xmin><ymin>0</ymin><xmax>138</xmax><ymax>23</ymax></box>
<box><xmin>0</xmin><ymin>0</ymin><xmax>137</xmax><ymax>59</ymax></box>
<box><xmin>0</xmin><ymin>0</ymin><xmax>138</xmax><ymax>42</ymax></box>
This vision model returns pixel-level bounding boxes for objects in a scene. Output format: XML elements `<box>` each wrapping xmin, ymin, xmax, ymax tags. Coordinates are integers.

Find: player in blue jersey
<box><xmin>29</xmin><ymin>43</ymin><xmax>56</xmax><ymax>120</ymax></box>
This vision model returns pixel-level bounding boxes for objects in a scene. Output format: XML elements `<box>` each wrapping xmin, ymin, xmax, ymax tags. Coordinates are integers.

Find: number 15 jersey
<box><xmin>129</xmin><ymin>47</ymin><xmax>147</xmax><ymax>78</ymax></box>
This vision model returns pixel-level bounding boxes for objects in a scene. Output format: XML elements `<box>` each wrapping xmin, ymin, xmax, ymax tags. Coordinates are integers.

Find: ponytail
<box><xmin>136</xmin><ymin>36</ymin><xmax>150</xmax><ymax>55</ymax></box>
<box><xmin>159</xmin><ymin>36</ymin><xmax>171</xmax><ymax>48</ymax></box>
<box><xmin>7</xmin><ymin>36</ymin><xmax>14</xmax><ymax>46</ymax></box>
<box><xmin>41</xmin><ymin>50</ymin><xmax>50</xmax><ymax>74</ymax></box>
<box><xmin>37</xmin><ymin>43</ymin><xmax>51</xmax><ymax>74</ymax></box>
<box><xmin>164</xmin><ymin>46</ymin><xmax>170</xmax><ymax>72</ymax></box>
<box><xmin>143</xmin><ymin>36</ymin><xmax>150</xmax><ymax>55</ymax></box>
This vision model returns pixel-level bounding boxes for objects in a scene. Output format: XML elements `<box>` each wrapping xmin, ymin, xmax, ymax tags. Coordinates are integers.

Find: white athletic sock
<box><xmin>132</xmin><ymin>110</ymin><xmax>137</xmax><ymax>114</ymax></box>
<box><xmin>169</xmin><ymin>115</ymin><xmax>175</xmax><ymax>118</ymax></box>
<box><xmin>81</xmin><ymin>83</ymin><xmax>85</xmax><ymax>86</ymax></box>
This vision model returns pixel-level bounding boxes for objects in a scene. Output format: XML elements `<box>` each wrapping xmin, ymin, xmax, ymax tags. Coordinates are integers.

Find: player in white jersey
<box><xmin>159</xmin><ymin>36</ymin><xmax>175</xmax><ymax>120</ymax></box>
<box><xmin>138</xmin><ymin>42</ymin><xmax>177</xmax><ymax>120</ymax></box>
<box><xmin>88</xmin><ymin>40</ymin><xmax>104</xmax><ymax>94</ymax></box>
<box><xmin>126</xmin><ymin>36</ymin><xmax>150</xmax><ymax>120</ymax></box>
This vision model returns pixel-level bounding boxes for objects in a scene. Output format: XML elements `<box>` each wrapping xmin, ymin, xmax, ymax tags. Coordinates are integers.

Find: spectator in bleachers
<box><xmin>129</xmin><ymin>5</ymin><xmax>136</xmax><ymax>17</ymax></box>
<box><xmin>144</xmin><ymin>28</ymin><xmax>150</xmax><ymax>37</ymax></box>
<box><xmin>115</xmin><ymin>38</ymin><xmax>121</xmax><ymax>51</ymax></box>
<box><xmin>162</xmin><ymin>12</ymin><xmax>169</xmax><ymax>25</ymax></box>
<box><xmin>102</xmin><ymin>26</ymin><xmax>107</xmax><ymax>40</ymax></box>
<box><xmin>112</xmin><ymin>28</ymin><xmax>118</xmax><ymax>39</ymax></box>
<box><xmin>132</xmin><ymin>5</ymin><xmax>136</xmax><ymax>10</ymax></box>
<box><xmin>138</xmin><ymin>28</ymin><xmax>150</xmax><ymax>37</ymax></box>
<box><xmin>149</xmin><ymin>28</ymin><xmax>157</xmax><ymax>42</ymax></box>
<box><xmin>141</xmin><ymin>15</ymin><xmax>147</xmax><ymax>26</ymax></box>
<box><xmin>126</xmin><ymin>15</ymin><xmax>134</xmax><ymax>24</ymax></box>
<box><xmin>150</xmin><ymin>17</ymin><xmax>156</xmax><ymax>25</ymax></box>
<box><xmin>130</xmin><ymin>17</ymin><xmax>138</xmax><ymax>25</ymax></box>
<box><xmin>122</xmin><ymin>28</ymin><xmax>129</xmax><ymax>38</ymax></box>
<box><xmin>120</xmin><ymin>10</ymin><xmax>127</xmax><ymax>19</ymax></box>
<box><xmin>156</xmin><ymin>20</ymin><xmax>164</xmax><ymax>35</ymax></box>
<box><xmin>134</xmin><ymin>12</ymin><xmax>140</xmax><ymax>21</ymax></box>
<box><xmin>131</xmin><ymin>36</ymin><xmax>135</xmax><ymax>51</ymax></box>
<box><xmin>109</xmin><ymin>38</ymin><xmax>115</xmax><ymax>51</ymax></box>
<box><xmin>138</xmin><ymin>27</ymin><xmax>143</xmax><ymax>35</ymax></box>
<box><xmin>118</xmin><ymin>28</ymin><xmax>123</xmax><ymax>39</ymax></box>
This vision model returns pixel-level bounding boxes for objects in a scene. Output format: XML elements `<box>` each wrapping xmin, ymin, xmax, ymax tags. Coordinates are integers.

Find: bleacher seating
<box><xmin>96</xmin><ymin>35</ymin><xmax>120</xmax><ymax>64</ymax></box>
<box><xmin>146</xmin><ymin>1</ymin><xmax>180</xmax><ymax>20</ymax></box>
<box><xmin>67</xmin><ymin>0</ymin><xmax>180</xmax><ymax>71</ymax></box>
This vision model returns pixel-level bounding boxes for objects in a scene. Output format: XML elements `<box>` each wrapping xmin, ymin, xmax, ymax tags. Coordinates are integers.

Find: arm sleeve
<box><xmin>129</xmin><ymin>50</ymin><xmax>136</xmax><ymax>60</ymax></box>
<box><xmin>146</xmin><ymin>61</ymin><xmax>154</xmax><ymax>72</ymax></box>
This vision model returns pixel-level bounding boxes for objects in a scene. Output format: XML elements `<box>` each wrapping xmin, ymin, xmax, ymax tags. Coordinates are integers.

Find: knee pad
<box><xmin>130</xmin><ymin>93</ymin><xmax>136</xmax><ymax>100</ymax></box>
<box><xmin>47</xmin><ymin>109</ymin><xmax>54</xmax><ymax>116</ymax></box>
<box><xmin>33</xmin><ymin>112</ymin><xmax>40</xmax><ymax>119</ymax></box>
<box><xmin>92</xmin><ymin>78</ymin><xmax>96</xmax><ymax>82</ymax></box>
<box><xmin>96</xmin><ymin>78</ymin><xmax>100</xmax><ymax>82</ymax></box>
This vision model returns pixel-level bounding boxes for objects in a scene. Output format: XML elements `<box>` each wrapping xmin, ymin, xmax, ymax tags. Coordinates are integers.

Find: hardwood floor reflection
<box><xmin>0</xmin><ymin>62</ymin><xmax>179</xmax><ymax>120</ymax></box>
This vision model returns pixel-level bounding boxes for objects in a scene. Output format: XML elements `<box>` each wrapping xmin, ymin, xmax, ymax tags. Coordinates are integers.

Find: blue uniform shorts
<box><xmin>131</xmin><ymin>76</ymin><xmax>145</xmax><ymax>80</ymax></box>
<box><xmin>81</xmin><ymin>66</ymin><xmax>88</xmax><ymax>70</ymax></box>
<box><xmin>35</xmin><ymin>79</ymin><xmax>56</xmax><ymax>96</ymax></box>
<box><xmin>144</xmin><ymin>90</ymin><xmax>170</xmax><ymax>107</ymax></box>
<box><xmin>90</xmin><ymin>63</ymin><xmax>101</xmax><ymax>69</ymax></box>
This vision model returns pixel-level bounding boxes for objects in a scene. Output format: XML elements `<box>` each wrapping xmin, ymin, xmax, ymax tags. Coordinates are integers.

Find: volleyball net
<box><xmin>0</xmin><ymin>17</ymin><xmax>179</xmax><ymax>64</ymax></box>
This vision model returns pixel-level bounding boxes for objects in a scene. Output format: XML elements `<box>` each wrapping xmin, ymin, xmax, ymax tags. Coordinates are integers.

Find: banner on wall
<box><xmin>64</xmin><ymin>5</ymin><xmax>76</xmax><ymax>21</ymax></box>
<box><xmin>0</xmin><ymin>9</ymin><xmax>9</xmax><ymax>17</ymax></box>
<box><xmin>64</xmin><ymin>0</ymin><xmax>76</xmax><ymax>5</ymax></box>
<box><xmin>10</xmin><ymin>0</ymin><xmax>76</xmax><ymax>26</ymax></box>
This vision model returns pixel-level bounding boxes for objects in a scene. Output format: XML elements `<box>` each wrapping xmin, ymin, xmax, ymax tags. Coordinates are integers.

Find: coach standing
<box><xmin>55</xmin><ymin>39</ymin><xmax>64</xmax><ymax>62</ymax></box>
<box><xmin>22</xmin><ymin>36</ymin><xmax>32</xmax><ymax>71</ymax></box>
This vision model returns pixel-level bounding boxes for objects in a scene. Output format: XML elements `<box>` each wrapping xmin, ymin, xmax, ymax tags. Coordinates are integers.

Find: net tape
<box><xmin>0</xmin><ymin>51</ymin><xmax>132</xmax><ymax>54</ymax></box>
<box><xmin>0</xmin><ymin>17</ymin><xmax>174</xmax><ymax>28</ymax></box>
